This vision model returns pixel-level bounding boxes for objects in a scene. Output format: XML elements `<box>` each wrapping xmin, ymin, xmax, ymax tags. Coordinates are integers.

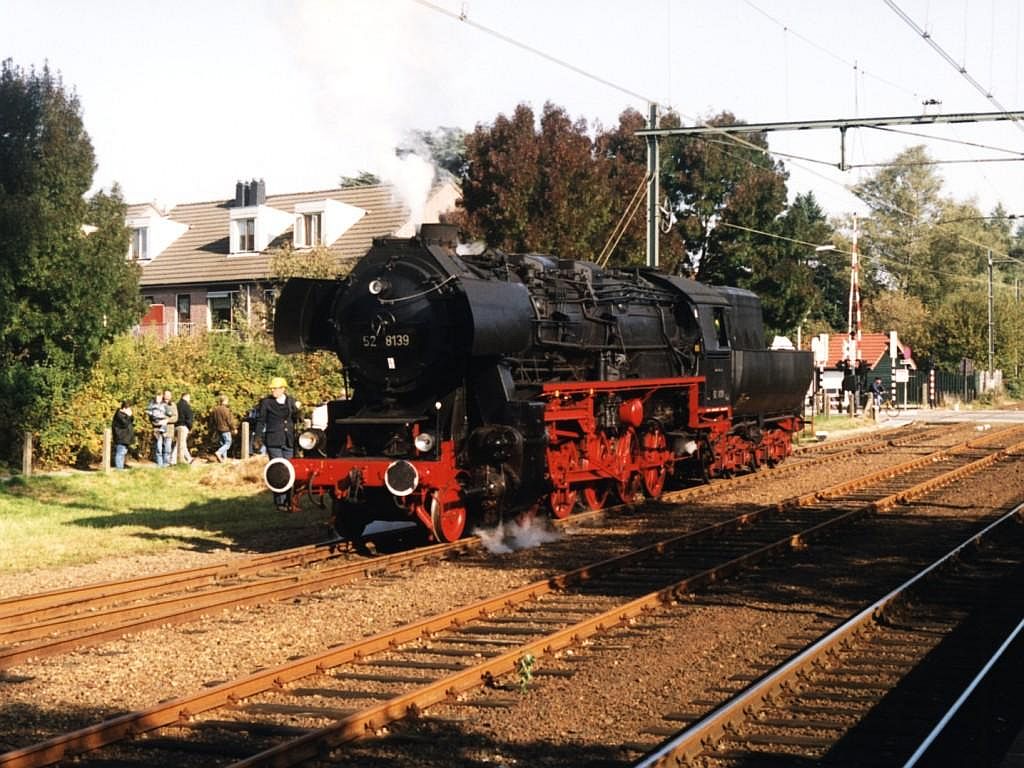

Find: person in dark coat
<box><xmin>176</xmin><ymin>392</ymin><xmax>195</xmax><ymax>464</ymax></box>
<box><xmin>111</xmin><ymin>401</ymin><xmax>134</xmax><ymax>470</ymax></box>
<box><xmin>256</xmin><ymin>376</ymin><xmax>302</xmax><ymax>511</ymax></box>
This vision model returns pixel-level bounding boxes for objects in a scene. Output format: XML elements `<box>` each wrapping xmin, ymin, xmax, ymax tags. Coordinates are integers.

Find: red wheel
<box><xmin>546</xmin><ymin>440</ymin><xmax>579</xmax><ymax>519</ymax></box>
<box><xmin>580</xmin><ymin>432</ymin><xmax>612</xmax><ymax>510</ymax></box>
<box><xmin>549</xmin><ymin>487</ymin><xmax>577</xmax><ymax>519</ymax></box>
<box><xmin>581</xmin><ymin>483</ymin><xmax>611</xmax><ymax>511</ymax></box>
<box><xmin>429</xmin><ymin>487</ymin><xmax>467</xmax><ymax>542</ymax></box>
<box><xmin>641</xmin><ymin>427</ymin><xmax>668</xmax><ymax>498</ymax></box>
<box><xmin>614</xmin><ymin>427</ymin><xmax>641</xmax><ymax>504</ymax></box>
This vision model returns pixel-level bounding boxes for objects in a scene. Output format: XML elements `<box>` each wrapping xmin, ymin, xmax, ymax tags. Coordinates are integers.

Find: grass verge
<box><xmin>0</xmin><ymin>458</ymin><xmax>327</xmax><ymax>575</ymax></box>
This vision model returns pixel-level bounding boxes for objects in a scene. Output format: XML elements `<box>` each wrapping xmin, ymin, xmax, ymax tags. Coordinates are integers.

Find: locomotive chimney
<box><xmin>419</xmin><ymin>223</ymin><xmax>458</xmax><ymax>251</ymax></box>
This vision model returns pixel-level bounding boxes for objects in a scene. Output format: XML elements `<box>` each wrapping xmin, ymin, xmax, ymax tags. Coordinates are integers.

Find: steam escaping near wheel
<box><xmin>473</xmin><ymin>516</ymin><xmax>563</xmax><ymax>556</ymax></box>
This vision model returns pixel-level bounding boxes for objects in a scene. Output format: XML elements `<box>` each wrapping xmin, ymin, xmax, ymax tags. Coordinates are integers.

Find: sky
<box><xmin>4</xmin><ymin>0</ymin><xmax>1023</xmax><ymax>224</ymax></box>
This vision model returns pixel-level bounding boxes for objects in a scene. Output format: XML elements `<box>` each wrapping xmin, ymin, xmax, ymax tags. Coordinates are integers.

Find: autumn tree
<box><xmin>452</xmin><ymin>102</ymin><xmax>848</xmax><ymax>337</ymax></box>
<box><xmin>862</xmin><ymin>290</ymin><xmax>934</xmax><ymax>359</ymax></box>
<box><xmin>268</xmin><ymin>244</ymin><xmax>337</xmax><ymax>281</ymax></box>
<box><xmin>0</xmin><ymin>60</ymin><xmax>141</xmax><ymax>459</ymax></box>
<box><xmin>849</xmin><ymin>145</ymin><xmax>1004</xmax><ymax>306</ymax></box>
<box><xmin>455</xmin><ymin>102</ymin><xmax>650</xmax><ymax>263</ymax></box>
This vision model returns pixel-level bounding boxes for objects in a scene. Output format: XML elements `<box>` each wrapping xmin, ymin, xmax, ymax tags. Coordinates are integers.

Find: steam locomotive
<box><xmin>265</xmin><ymin>224</ymin><xmax>813</xmax><ymax>543</ymax></box>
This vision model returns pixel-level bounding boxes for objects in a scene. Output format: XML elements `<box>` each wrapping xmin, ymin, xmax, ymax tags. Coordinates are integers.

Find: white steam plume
<box><xmin>473</xmin><ymin>515</ymin><xmax>563</xmax><ymax>556</ymax></box>
<box><xmin>280</xmin><ymin>1</ymin><xmax>440</xmax><ymax>219</ymax></box>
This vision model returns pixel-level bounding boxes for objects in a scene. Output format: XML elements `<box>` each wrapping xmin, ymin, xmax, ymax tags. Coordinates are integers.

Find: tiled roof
<box><xmin>132</xmin><ymin>184</ymin><xmax>450</xmax><ymax>288</ymax></box>
<box><xmin>823</xmin><ymin>332</ymin><xmax>916</xmax><ymax>368</ymax></box>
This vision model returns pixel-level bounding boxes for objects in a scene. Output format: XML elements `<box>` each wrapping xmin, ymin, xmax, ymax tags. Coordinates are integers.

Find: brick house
<box><xmin>127</xmin><ymin>179</ymin><xmax>461</xmax><ymax>339</ymax></box>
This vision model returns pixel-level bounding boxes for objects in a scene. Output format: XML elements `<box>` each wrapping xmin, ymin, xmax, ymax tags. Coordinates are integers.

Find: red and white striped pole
<box><xmin>847</xmin><ymin>213</ymin><xmax>861</xmax><ymax>366</ymax></box>
<box><xmin>846</xmin><ymin>214</ymin><xmax>862</xmax><ymax>413</ymax></box>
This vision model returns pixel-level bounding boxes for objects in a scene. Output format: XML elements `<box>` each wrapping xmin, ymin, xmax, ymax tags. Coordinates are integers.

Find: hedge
<box><xmin>31</xmin><ymin>332</ymin><xmax>344</xmax><ymax>468</ymax></box>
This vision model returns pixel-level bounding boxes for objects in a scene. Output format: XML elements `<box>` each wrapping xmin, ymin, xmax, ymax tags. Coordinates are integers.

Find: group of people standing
<box><xmin>144</xmin><ymin>390</ymin><xmax>196</xmax><ymax>467</ymax></box>
<box><xmin>109</xmin><ymin>378</ymin><xmax>300</xmax><ymax>480</ymax></box>
<box><xmin>110</xmin><ymin>390</ymin><xmax>196</xmax><ymax>469</ymax></box>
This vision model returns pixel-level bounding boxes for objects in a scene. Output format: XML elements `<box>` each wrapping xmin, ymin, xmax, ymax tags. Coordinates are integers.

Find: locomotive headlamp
<box><xmin>384</xmin><ymin>460</ymin><xmax>419</xmax><ymax>497</ymax></box>
<box><xmin>264</xmin><ymin>458</ymin><xmax>296</xmax><ymax>494</ymax></box>
<box><xmin>414</xmin><ymin>431</ymin><xmax>436</xmax><ymax>453</ymax></box>
<box><xmin>368</xmin><ymin>278</ymin><xmax>390</xmax><ymax>296</ymax></box>
<box><xmin>298</xmin><ymin>429</ymin><xmax>324</xmax><ymax>452</ymax></box>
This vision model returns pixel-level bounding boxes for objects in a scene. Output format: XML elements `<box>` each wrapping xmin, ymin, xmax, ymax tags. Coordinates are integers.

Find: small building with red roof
<box><xmin>811</xmin><ymin>331</ymin><xmax>915</xmax><ymax>381</ymax></box>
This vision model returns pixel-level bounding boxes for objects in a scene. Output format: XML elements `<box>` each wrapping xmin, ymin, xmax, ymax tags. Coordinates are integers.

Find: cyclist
<box><xmin>869</xmin><ymin>377</ymin><xmax>884</xmax><ymax>411</ymax></box>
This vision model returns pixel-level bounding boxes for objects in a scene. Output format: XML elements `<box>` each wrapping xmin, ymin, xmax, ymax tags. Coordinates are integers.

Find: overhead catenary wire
<box><xmin>884</xmin><ymin>0</ymin><xmax>1024</xmax><ymax>133</ymax></box>
<box><xmin>870</xmin><ymin>125</ymin><xmax>1024</xmax><ymax>157</ymax></box>
<box><xmin>597</xmin><ymin>173</ymin><xmax>650</xmax><ymax>268</ymax></box>
<box><xmin>416</xmin><ymin>0</ymin><xmax>1018</xmax><ymax>266</ymax></box>
<box><xmin>410</xmin><ymin>0</ymin><xmax>657</xmax><ymax>107</ymax></box>
<box><xmin>741</xmin><ymin>0</ymin><xmax>925</xmax><ymax>103</ymax></box>
<box><xmin>738</xmin><ymin>2</ymin><xmax>1022</xmax><ymax>216</ymax></box>
<box><xmin>719</xmin><ymin>221</ymin><xmax>1020</xmax><ymax>290</ymax></box>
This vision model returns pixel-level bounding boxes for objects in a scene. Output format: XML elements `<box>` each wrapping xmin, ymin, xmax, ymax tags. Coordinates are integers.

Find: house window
<box><xmin>130</xmin><ymin>227</ymin><xmax>149</xmax><ymax>260</ymax></box>
<box><xmin>302</xmin><ymin>212</ymin><xmax>322</xmax><ymax>246</ymax></box>
<box><xmin>237</xmin><ymin>218</ymin><xmax>255</xmax><ymax>252</ymax></box>
<box><xmin>176</xmin><ymin>294</ymin><xmax>192</xmax><ymax>322</ymax></box>
<box><xmin>263</xmin><ymin>288</ymin><xmax>277</xmax><ymax>326</ymax></box>
<box><xmin>208</xmin><ymin>292</ymin><xmax>235</xmax><ymax>329</ymax></box>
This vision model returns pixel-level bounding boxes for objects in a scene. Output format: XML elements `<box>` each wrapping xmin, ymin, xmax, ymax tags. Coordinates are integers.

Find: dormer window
<box><xmin>125</xmin><ymin>206</ymin><xmax>186</xmax><ymax>263</ymax></box>
<box><xmin>130</xmin><ymin>227</ymin><xmax>149</xmax><ymax>260</ymax></box>
<box><xmin>294</xmin><ymin>199</ymin><xmax>366</xmax><ymax>249</ymax></box>
<box><xmin>236</xmin><ymin>218</ymin><xmax>255</xmax><ymax>252</ymax></box>
<box><xmin>297</xmin><ymin>212</ymin><xmax>323</xmax><ymax>247</ymax></box>
<box><xmin>229</xmin><ymin>181</ymin><xmax>292</xmax><ymax>255</ymax></box>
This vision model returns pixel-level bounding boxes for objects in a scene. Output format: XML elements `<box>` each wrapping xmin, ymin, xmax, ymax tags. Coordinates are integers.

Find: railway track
<box><xmin>2</xmin><ymin>423</ymin><xmax>1021</xmax><ymax>766</ymax></box>
<box><xmin>632</xmin><ymin>503</ymin><xmax>1024</xmax><ymax>767</ymax></box>
<box><xmin>0</xmin><ymin>422</ymin><xmax>1007</xmax><ymax>672</ymax></box>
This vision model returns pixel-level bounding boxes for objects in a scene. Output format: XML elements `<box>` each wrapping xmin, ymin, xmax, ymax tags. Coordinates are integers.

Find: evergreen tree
<box><xmin>409</xmin><ymin>126</ymin><xmax>467</xmax><ymax>179</ymax></box>
<box><xmin>660</xmin><ymin>111</ymin><xmax>788</xmax><ymax>283</ymax></box>
<box><xmin>749</xmin><ymin>192</ymin><xmax>838</xmax><ymax>337</ymax></box>
<box><xmin>0</xmin><ymin>59</ymin><xmax>140</xmax><ymax>458</ymax></box>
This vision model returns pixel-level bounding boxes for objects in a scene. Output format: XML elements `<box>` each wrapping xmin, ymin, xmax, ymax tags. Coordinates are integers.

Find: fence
<box><xmin>811</xmin><ymin>366</ymin><xmax>981</xmax><ymax>416</ymax></box>
<box><xmin>16</xmin><ymin>422</ymin><xmax>255</xmax><ymax>476</ymax></box>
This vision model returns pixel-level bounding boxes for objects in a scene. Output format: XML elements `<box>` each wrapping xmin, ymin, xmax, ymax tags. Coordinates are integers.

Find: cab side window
<box><xmin>713</xmin><ymin>308</ymin><xmax>729</xmax><ymax>347</ymax></box>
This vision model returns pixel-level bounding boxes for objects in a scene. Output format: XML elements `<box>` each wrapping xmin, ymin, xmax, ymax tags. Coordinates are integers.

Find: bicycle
<box><xmin>879</xmin><ymin>396</ymin><xmax>902</xmax><ymax>418</ymax></box>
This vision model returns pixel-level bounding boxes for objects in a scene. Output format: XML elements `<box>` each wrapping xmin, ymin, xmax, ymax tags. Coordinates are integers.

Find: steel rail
<box><xmin>4</xmin><ymin>431</ymin><xmax>1019</xmax><ymax>767</ymax></box>
<box><xmin>663</xmin><ymin>421</ymin><xmax>991</xmax><ymax>504</ymax></box>
<box><xmin>629</xmin><ymin>501</ymin><xmax>1024</xmax><ymax>768</ymax></box>
<box><xmin>0</xmin><ymin>542</ymin><xmax>341</xmax><ymax>619</ymax></box>
<box><xmin>0</xmin><ymin>424</ymin><xmax>928</xmax><ymax>622</ymax></box>
<box><xmin>0</xmin><ymin>423</ymin><xmax>1013</xmax><ymax>669</ymax></box>
<box><xmin>0</xmin><ymin>421</ymin><xmax>969</xmax><ymax>621</ymax></box>
<box><xmin>0</xmin><ymin>539</ymin><xmax>470</xmax><ymax>668</ymax></box>
<box><xmin>902</xmin><ymin>616</ymin><xmax>1024</xmax><ymax>767</ymax></box>
<box><xmin>223</xmin><ymin>439</ymin><xmax>1024</xmax><ymax>767</ymax></box>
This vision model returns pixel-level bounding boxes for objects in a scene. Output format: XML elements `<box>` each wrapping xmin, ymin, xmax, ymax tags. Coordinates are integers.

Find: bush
<box><xmin>32</xmin><ymin>332</ymin><xmax>343</xmax><ymax>468</ymax></box>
